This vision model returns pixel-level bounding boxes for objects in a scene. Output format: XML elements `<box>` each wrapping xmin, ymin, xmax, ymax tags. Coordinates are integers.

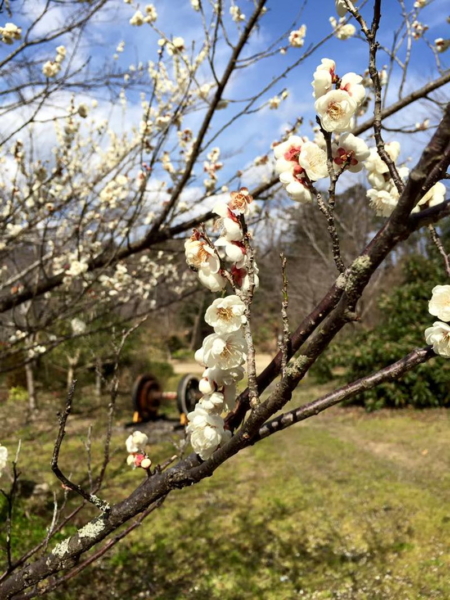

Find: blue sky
<box><xmin>0</xmin><ymin>0</ymin><xmax>448</xmax><ymax>193</ymax></box>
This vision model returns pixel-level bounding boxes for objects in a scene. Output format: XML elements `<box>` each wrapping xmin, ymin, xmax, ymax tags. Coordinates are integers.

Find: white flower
<box><xmin>198</xmin><ymin>265</ymin><xmax>227</xmax><ymax>292</ymax></box>
<box><xmin>0</xmin><ymin>446</ymin><xmax>7</xmax><ymax>476</ymax></box>
<box><xmin>129</xmin><ymin>10</ymin><xmax>145</xmax><ymax>26</ymax></box>
<box><xmin>315</xmin><ymin>89</ymin><xmax>357</xmax><ymax>132</ymax></box>
<box><xmin>279</xmin><ymin>171</ymin><xmax>314</xmax><ymax>203</ymax></box>
<box><xmin>186</xmin><ymin>406</ymin><xmax>231</xmax><ymax>460</ymax></box>
<box><xmin>201</xmin><ymin>330</ymin><xmax>247</xmax><ymax>370</ymax></box>
<box><xmin>66</xmin><ymin>259</ymin><xmax>89</xmax><ymax>277</ymax></box>
<box><xmin>365</xmin><ymin>141</ymin><xmax>401</xmax><ymax>188</ymax></box>
<box><xmin>339</xmin><ymin>72</ymin><xmax>366</xmax><ymax>105</ymax></box>
<box><xmin>42</xmin><ymin>60</ymin><xmax>61</xmax><ymax>78</ymax></box>
<box><xmin>199</xmin><ymin>391</ymin><xmax>225</xmax><ymax>413</ymax></box>
<box><xmin>311</xmin><ymin>58</ymin><xmax>336</xmax><ymax>99</ymax></box>
<box><xmin>200</xmin><ymin>366</ymin><xmax>244</xmax><ymax>394</ymax></box>
<box><xmin>0</xmin><ymin>22</ymin><xmax>21</xmax><ymax>44</ymax></box>
<box><xmin>230</xmin><ymin>5</ymin><xmax>245</xmax><ymax>22</ymax></box>
<box><xmin>185</xmin><ymin>237</ymin><xmax>220</xmax><ymax>271</ymax></box>
<box><xmin>429</xmin><ymin>285</ymin><xmax>450</xmax><ymax>322</ymax></box>
<box><xmin>167</xmin><ymin>37</ymin><xmax>185</xmax><ymax>55</ymax></box>
<box><xmin>71</xmin><ymin>318</ymin><xmax>87</xmax><ymax>335</ymax></box>
<box><xmin>415</xmin><ymin>182</ymin><xmax>446</xmax><ymax>211</ymax></box>
<box><xmin>191</xmin><ymin>0</ymin><xmax>200</xmax><ymax>10</ymax></box>
<box><xmin>205</xmin><ymin>295</ymin><xmax>246</xmax><ymax>334</ymax></box>
<box><xmin>335</xmin><ymin>0</ymin><xmax>348</xmax><ymax>17</ymax></box>
<box><xmin>333</xmin><ymin>133</ymin><xmax>370</xmax><ymax>173</ymax></box>
<box><xmin>367</xmin><ymin>188</ymin><xmax>399</xmax><ymax>217</ymax></box>
<box><xmin>144</xmin><ymin>4</ymin><xmax>157</xmax><ymax>23</ymax></box>
<box><xmin>298</xmin><ymin>142</ymin><xmax>329</xmax><ymax>181</ymax></box>
<box><xmin>126</xmin><ymin>431</ymin><xmax>148</xmax><ymax>454</ymax></box>
<box><xmin>213</xmin><ymin>203</ymin><xmax>243</xmax><ymax>241</ymax></box>
<box><xmin>425</xmin><ymin>322</ymin><xmax>450</xmax><ymax>357</ymax></box>
<box><xmin>268</xmin><ymin>96</ymin><xmax>281</xmax><ymax>109</ymax></box>
<box><xmin>330</xmin><ymin>17</ymin><xmax>356</xmax><ymax>40</ymax></box>
<box><xmin>289</xmin><ymin>25</ymin><xmax>307</xmax><ymax>47</ymax></box>
<box><xmin>215</xmin><ymin>238</ymin><xmax>246</xmax><ymax>266</ymax></box>
<box><xmin>229</xmin><ymin>187</ymin><xmax>253</xmax><ymax>216</ymax></box>
<box><xmin>435</xmin><ymin>38</ymin><xmax>450</xmax><ymax>53</ymax></box>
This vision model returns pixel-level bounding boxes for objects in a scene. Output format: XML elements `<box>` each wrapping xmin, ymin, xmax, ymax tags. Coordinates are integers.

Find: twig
<box><xmin>279</xmin><ymin>254</ymin><xmax>291</xmax><ymax>377</ymax></box>
<box><xmin>428</xmin><ymin>224</ymin><xmax>450</xmax><ymax>278</ymax></box>
<box><xmin>51</xmin><ymin>382</ymin><xmax>110</xmax><ymax>513</ymax></box>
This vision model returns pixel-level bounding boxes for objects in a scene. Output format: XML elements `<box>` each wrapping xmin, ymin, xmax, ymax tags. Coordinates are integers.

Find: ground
<box><xmin>1</xmin><ymin>374</ymin><xmax>450</xmax><ymax>599</ymax></box>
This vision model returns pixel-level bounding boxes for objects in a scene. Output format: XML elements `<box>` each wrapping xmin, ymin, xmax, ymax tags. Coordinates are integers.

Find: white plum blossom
<box><xmin>42</xmin><ymin>61</ymin><xmax>61</xmax><ymax>78</ymax></box>
<box><xmin>330</xmin><ymin>17</ymin><xmax>356</xmax><ymax>40</ymax></box>
<box><xmin>367</xmin><ymin>187</ymin><xmax>399</xmax><ymax>217</ymax></box>
<box><xmin>167</xmin><ymin>37</ymin><xmax>185</xmax><ymax>55</ymax></box>
<box><xmin>311</xmin><ymin>59</ymin><xmax>336</xmax><ymax>99</ymax></box>
<box><xmin>199</xmin><ymin>391</ymin><xmax>225</xmax><ymax>413</ymax></box>
<box><xmin>66</xmin><ymin>259</ymin><xmax>89</xmax><ymax>277</ymax></box>
<box><xmin>185</xmin><ymin>237</ymin><xmax>220</xmax><ymax>271</ymax></box>
<box><xmin>0</xmin><ymin>445</ymin><xmax>7</xmax><ymax>477</ymax></box>
<box><xmin>213</xmin><ymin>202</ymin><xmax>243</xmax><ymax>241</ymax></box>
<box><xmin>0</xmin><ymin>23</ymin><xmax>22</xmax><ymax>44</ymax></box>
<box><xmin>335</xmin><ymin>0</ymin><xmax>348</xmax><ymax>17</ymax></box>
<box><xmin>129</xmin><ymin>10</ymin><xmax>145</xmax><ymax>26</ymax></box>
<box><xmin>333</xmin><ymin>133</ymin><xmax>370</xmax><ymax>173</ymax></box>
<box><xmin>279</xmin><ymin>171</ymin><xmax>313</xmax><ymax>204</ymax></box>
<box><xmin>228</xmin><ymin>187</ymin><xmax>253</xmax><ymax>216</ymax></box>
<box><xmin>315</xmin><ymin>89</ymin><xmax>357</xmax><ymax>132</ymax></box>
<box><xmin>215</xmin><ymin>237</ymin><xmax>246</xmax><ymax>266</ymax></box>
<box><xmin>201</xmin><ymin>330</ymin><xmax>247</xmax><ymax>370</ymax></box>
<box><xmin>425</xmin><ymin>322</ymin><xmax>450</xmax><ymax>357</ymax></box>
<box><xmin>126</xmin><ymin>431</ymin><xmax>149</xmax><ymax>454</ymax></box>
<box><xmin>298</xmin><ymin>142</ymin><xmax>329</xmax><ymax>181</ymax></box>
<box><xmin>144</xmin><ymin>4</ymin><xmax>157</xmax><ymax>23</ymax></box>
<box><xmin>200</xmin><ymin>365</ymin><xmax>244</xmax><ymax>392</ymax></box>
<box><xmin>339</xmin><ymin>72</ymin><xmax>366</xmax><ymax>105</ymax></box>
<box><xmin>429</xmin><ymin>285</ymin><xmax>450</xmax><ymax>322</ymax></box>
<box><xmin>274</xmin><ymin>135</ymin><xmax>305</xmax><ymax>174</ymax></box>
<box><xmin>364</xmin><ymin>142</ymin><xmax>401</xmax><ymax>188</ymax></box>
<box><xmin>435</xmin><ymin>38</ymin><xmax>450</xmax><ymax>53</ymax></box>
<box><xmin>205</xmin><ymin>295</ymin><xmax>246</xmax><ymax>334</ymax></box>
<box><xmin>198</xmin><ymin>265</ymin><xmax>227</xmax><ymax>292</ymax></box>
<box><xmin>289</xmin><ymin>25</ymin><xmax>307</xmax><ymax>47</ymax></box>
<box><xmin>70</xmin><ymin>318</ymin><xmax>87</xmax><ymax>335</ymax></box>
<box><xmin>230</xmin><ymin>5</ymin><xmax>245</xmax><ymax>22</ymax></box>
<box><xmin>414</xmin><ymin>182</ymin><xmax>446</xmax><ymax>212</ymax></box>
<box><xmin>186</xmin><ymin>405</ymin><xmax>231</xmax><ymax>460</ymax></box>
<box><xmin>268</xmin><ymin>96</ymin><xmax>281</xmax><ymax>109</ymax></box>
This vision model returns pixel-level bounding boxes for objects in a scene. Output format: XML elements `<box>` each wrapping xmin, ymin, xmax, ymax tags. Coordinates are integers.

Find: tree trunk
<box><xmin>95</xmin><ymin>357</ymin><xmax>102</xmax><ymax>399</ymax></box>
<box><xmin>25</xmin><ymin>360</ymin><xmax>37</xmax><ymax>412</ymax></box>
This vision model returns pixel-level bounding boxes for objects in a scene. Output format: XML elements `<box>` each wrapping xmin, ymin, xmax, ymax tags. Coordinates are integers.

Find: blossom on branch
<box><xmin>199</xmin><ymin>330</ymin><xmax>247</xmax><ymax>370</ymax></box>
<box><xmin>425</xmin><ymin>322</ymin><xmax>450</xmax><ymax>357</ymax></box>
<box><xmin>289</xmin><ymin>25</ymin><xmax>307</xmax><ymax>47</ymax></box>
<box><xmin>205</xmin><ymin>295</ymin><xmax>247</xmax><ymax>334</ymax></box>
<box><xmin>315</xmin><ymin>89</ymin><xmax>357</xmax><ymax>132</ymax></box>
<box><xmin>186</xmin><ymin>406</ymin><xmax>231</xmax><ymax>460</ymax></box>
<box><xmin>429</xmin><ymin>285</ymin><xmax>450</xmax><ymax>322</ymax></box>
<box><xmin>333</xmin><ymin>133</ymin><xmax>370</xmax><ymax>172</ymax></box>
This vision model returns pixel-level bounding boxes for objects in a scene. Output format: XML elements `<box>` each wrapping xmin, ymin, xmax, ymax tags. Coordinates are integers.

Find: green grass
<box><xmin>1</xmin><ymin>382</ymin><xmax>450</xmax><ymax>599</ymax></box>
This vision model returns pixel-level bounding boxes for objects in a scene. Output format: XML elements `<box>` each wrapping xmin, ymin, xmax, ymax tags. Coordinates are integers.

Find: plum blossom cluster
<box><xmin>125</xmin><ymin>431</ymin><xmax>152</xmax><ymax>470</ymax></box>
<box><xmin>329</xmin><ymin>17</ymin><xmax>356</xmax><ymax>40</ymax></box>
<box><xmin>186</xmin><ymin>295</ymin><xmax>247</xmax><ymax>459</ymax></box>
<box><xmin>184</xmin><ymin>188</ymin><xmax>258</xmax><ymax>460</ymax></box>
<box><xmin>425</xmin><ymin>286</ymin><xmax>450</xmax><ymax>357</ymax></box>
<box><xmin>365</xmin><ymin>140</ymin><xmax>445</xmax><ymax>217</ymax></box>
<box><xmin>289</xmin><ymin>25</ymin><xmax>307</xmax><ymax>47</ymax></box>
<box><xmin>273</xmin><ymin>59</ymin><xmax>369</xmax><ymax>202</ymax></box>
<box><xmin>313</xmin><ymin>58</ymin><xmax>366</xmax><ymax>132</ymax></box>
<box><xmin>0</xmin><ymin>22</ymin><xmax>21</xmax><ymax>44</ymax></box>
<box><xmin>185</xmin><ymin>187</ymin><xmax>258</xmax><ymax>292</ymax></box>
<box><xmin>42</xmin><ymin>46</ymin><xmax>66</xmax><ymax>78</ymax></box>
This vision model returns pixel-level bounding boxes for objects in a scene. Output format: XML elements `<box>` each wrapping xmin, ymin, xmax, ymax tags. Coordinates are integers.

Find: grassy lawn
<box><xmin>1</xmin><ymin>380</ymin><xmax>450</xmax><ymax>599</ymax></box>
